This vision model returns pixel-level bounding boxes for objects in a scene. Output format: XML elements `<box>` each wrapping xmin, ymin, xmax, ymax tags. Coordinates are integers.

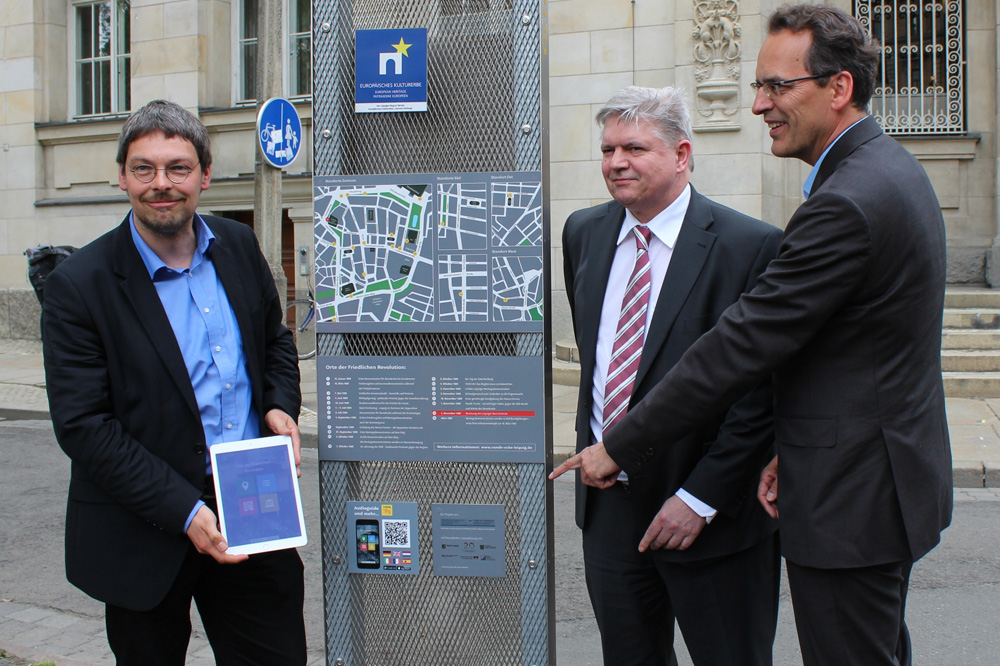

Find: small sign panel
<box><xmin>346</xmin><ymin>501</ymin><xmax>420</xmax><ymax>575</ymax></box>
<box><xmin>256</xmin><ymin>98</ymin><xmax>302</xmax><ymax>168</ymax></box>
<box><xmin>355</xmin><ymin>28</ymin><xmax>428</xmax><ymax>113</ymax></box>
<box><xmin>432</xmin><ymin>504</ymin><xmax>505</xmax><ymax>577</ymax></box>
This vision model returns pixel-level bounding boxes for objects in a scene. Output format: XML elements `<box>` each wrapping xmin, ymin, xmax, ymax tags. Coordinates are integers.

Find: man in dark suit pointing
<box><xmin>43</xmin><ymin>100</ymin><xmax>306</xmax><ymax>665</ymax></box>
<box><xmin>562</xmin><ymin>86</ymin><xmax>783</xmax><ymax>665</ymax></box>
<box><xmin>553</xmin><ymin>7</ymin><xmax>952</xmax><ymax>666</ymax></box>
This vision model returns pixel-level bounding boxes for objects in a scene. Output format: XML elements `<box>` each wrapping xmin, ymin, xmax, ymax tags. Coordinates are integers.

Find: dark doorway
<box><xmin>214</xmin><ymin>209</ymin><xmax>296</xmax><ymax>307</ymax></box>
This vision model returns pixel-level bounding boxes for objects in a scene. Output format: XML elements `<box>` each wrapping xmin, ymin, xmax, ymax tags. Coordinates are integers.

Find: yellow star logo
<box><xmin>392</xmin><ymin>38</ymin><xmax>412</xmax><ymax>57</ymax></box>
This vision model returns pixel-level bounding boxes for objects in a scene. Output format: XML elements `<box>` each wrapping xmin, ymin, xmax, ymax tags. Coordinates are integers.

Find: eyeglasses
<box><xmin>749</xmin><ymin>73</ymin><xmax>838</xmax><ymax>99</ymax></box>
<box><xmin>128</xmin><ymin>164</ymin><xmax>196</xmax><ymax>184</ymax></box>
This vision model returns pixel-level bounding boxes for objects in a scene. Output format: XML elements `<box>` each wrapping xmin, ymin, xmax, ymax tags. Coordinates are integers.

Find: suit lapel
<box><xmin>112</xmin><ymin>217</ymin><xmax>201</xmax><ymax>420</ymax></box>
<box><xmin>576</xmin><ymin>204</ymin><xmax>626</xmax><ymax>386</ymax></box>
<box><xmin>209</xmin><ymin>223</ymin><xmax>261</xmax><ymax>401</ymax></box>
<box><xmin>810</xmin><ymin>115</ymin><xmax>882</xmax><ymax>195</ymax></box>
<box><xmin>634</xmin><ymin>188</ymin><xmax>716</xmax><ymax>387</ymax></box>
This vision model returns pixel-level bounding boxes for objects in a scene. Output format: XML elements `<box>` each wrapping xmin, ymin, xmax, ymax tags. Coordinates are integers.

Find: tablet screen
<box><xmin>210</xmin><ymin>435</ymin><xmax>308</xmax><ymax>555</ymax></box>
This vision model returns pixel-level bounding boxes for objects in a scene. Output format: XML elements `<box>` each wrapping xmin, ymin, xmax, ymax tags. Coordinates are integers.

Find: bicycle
<box><xmin>285</xmin><ymin>291</ymin><xmax>317</xmax><ymax>360</ymax></box>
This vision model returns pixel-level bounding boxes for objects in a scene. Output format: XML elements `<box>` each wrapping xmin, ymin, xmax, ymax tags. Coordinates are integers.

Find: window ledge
<box><xmin>893</xmin><ymin>134</ymin><xmax>981</xmax><ymax>161</ymax></box>
<box><xmin>35</xmin><ymin>117</ymin><xmax>126</xmax><ymax>146</ymax></box>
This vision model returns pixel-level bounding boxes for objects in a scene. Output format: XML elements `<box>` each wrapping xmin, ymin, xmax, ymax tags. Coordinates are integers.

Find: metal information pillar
<box><xmin>311</xmin><ymin>1</ymin><xmax>552</xmax><ymax>664</ymax></box>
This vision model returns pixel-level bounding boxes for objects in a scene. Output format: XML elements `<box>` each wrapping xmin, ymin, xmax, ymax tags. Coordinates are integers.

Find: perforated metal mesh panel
<box><xmin>312</xmin><ymin>0</ymin><xmax>541</xmax><ymax>176</ymax></box>
<box><xmin>321</xmin><ymin>462</ymin><xmax>548</xmax><ymax>665</ymax></box>
<box><xmin>318</xmin><ymin>332</ymin><xmax>543</xmax><ymax>357</ymax></box>
<box><xmin>313</xmin><ymin>1</ymin><xmax>550</xmax><ymax>663</ymax></box>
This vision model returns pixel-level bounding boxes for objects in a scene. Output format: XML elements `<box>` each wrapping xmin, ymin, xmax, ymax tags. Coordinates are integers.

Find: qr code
<box><xmin>382</xmin><ymin>519</ymin><xmax>411</xmax><ymax>547</ymax></box>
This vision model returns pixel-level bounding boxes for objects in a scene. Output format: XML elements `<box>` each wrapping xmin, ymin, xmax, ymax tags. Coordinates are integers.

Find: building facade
<box><xmin>0</xmin><ymin>0</ymin><xmax>996</xmax><ymax>347</ymax></box>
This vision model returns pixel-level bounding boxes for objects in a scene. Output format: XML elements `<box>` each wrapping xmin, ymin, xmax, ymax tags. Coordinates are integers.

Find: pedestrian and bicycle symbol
<box><xmin>256</xmin><ymin>98</ymin><xmax>302</xmax><ymax>168</ymax></box>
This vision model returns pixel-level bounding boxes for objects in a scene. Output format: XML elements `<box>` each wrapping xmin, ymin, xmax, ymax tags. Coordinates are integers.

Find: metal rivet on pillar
<box><xmin>521</xmin><ymin>13</ymin><xmax>532</xmax><ymax>25</ymax></box>
<box><xmin>528</xmin><ymin>559</ymin><xmax>538</xmax><ymax>569</ymax></box>
<box><xmin>331</xmin><ymin>555</ymin><xmax>341</xmax><ymax>564</ymax></box>
<box><xmin>321</xmin><ymin>22</ymin><xmax>332</xmax><ymax>33</ymax></box>
<box><xmin>322</xmin><ymin>129</ymin><xmax>332</xmax><ymax>139</ymax></box>
<box><xmin>521</xmin><ymin>124</ymin><xmax>532</xmax><ymax>135</ymax></box>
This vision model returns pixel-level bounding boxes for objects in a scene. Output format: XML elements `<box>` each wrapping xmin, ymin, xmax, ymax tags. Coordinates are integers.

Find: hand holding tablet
<box><xmin>210</xmin><ymin>435</ymin><xmax>308</xmax><ymax>556</ymax></box>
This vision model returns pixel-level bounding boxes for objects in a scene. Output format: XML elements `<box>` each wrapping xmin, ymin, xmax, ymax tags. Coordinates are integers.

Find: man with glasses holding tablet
<box><xmin>553</xmin><ymin>5</ymin><xmax>952</xmax><ymax>665</ymax></box>
<box><xmin>43</xmin><ymin>100</ymin><xmax>306</xmax><ymax>665</ymax></box>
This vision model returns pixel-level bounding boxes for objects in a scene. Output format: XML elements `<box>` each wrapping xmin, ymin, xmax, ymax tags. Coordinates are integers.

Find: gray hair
<box><xmin>596</xmin><ymin>86</ymin><xmax>693</xmax><ymax>150</ymax></box>
<box><xmin>116</xmin><ymin>100</ymin><xmax>212</xmax><ymax>171</ymax></box>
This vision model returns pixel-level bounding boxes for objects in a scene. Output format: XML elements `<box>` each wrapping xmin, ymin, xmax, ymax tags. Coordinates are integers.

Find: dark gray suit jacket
<box><xmin>564</xmin><ymin>186</ymin><xmax>782</xmax><ymax>562</ymax></box>
<box><xmin>606</xmin><ymin>117</ymin><xmax>953</xmax><ymax>568</ymax></box>
<box><xmin>43</xmin><ymin>214</ymin><xmax>300</xmax><ymax>610</ymax></box>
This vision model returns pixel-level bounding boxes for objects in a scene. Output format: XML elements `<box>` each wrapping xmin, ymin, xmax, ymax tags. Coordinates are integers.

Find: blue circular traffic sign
<box><xmin>256</xmin><ymin>98</ymin><xmax>302</xmax><ymax>168</ymax></box>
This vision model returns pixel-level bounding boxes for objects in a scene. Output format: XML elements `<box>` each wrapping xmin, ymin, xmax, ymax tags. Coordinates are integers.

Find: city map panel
<box><xmin>313</xmin><ymin>172</ymin><xmax>542</xmax><ymax>331</ymax></box>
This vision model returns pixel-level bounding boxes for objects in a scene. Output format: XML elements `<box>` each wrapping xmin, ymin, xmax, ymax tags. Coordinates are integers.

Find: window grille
<box><xmin>855</xmin><ymin>0</ymin><xmax>964</xmax><ymax>135</ymax></box>
<box><xmin>74</xmin><ymin>0</ymin><xmax>130</xmax><ymax>117</ymax></box>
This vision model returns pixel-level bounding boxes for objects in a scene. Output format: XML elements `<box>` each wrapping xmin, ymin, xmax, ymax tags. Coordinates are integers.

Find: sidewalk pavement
<box><xmin>1</xmin><ymin>338</ymin><xmax>998</xmax><ymax>665</ymax></box>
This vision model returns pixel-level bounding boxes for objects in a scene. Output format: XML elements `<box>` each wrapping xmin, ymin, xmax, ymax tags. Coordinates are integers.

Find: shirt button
<box><xmin>215</xmin><ymin>346</ymin><xmax>222</xmax><ymax>352</ymax></box>
<box><xmin>194</xmin><ymin>443</ymin><xmax>205</xmax><ymax>454</ymax></box>
<box><xmin>225</xmin><ymin>383</ymin><xmax>232</xmax><ymax>390</ymax></box>
<box><xmin>226</xmin><ymin>423</ymin><xmax>233</xmax><ymax>430</ymax></box>
<box><xmin>204</xmin><ymin>307</ymin><xmax>210</xmax><ymax>313</ymax></box>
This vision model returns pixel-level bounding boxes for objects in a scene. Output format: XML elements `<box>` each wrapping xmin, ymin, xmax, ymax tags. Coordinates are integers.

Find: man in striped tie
<box><xmin>560</xmin><ymin>86</ymin><xmax>783</xmax><ymax>666</ymax></box>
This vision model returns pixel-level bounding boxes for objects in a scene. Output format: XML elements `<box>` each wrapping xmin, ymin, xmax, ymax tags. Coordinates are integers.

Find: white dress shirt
<box><xmin>588</xmin><ymin>184</ymin><xmax>716</xmax><ymax>521</ymax></box>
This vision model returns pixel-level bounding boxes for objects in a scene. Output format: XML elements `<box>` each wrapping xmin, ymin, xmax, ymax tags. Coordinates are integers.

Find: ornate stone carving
<box><xmin>692</xmin><ymin>0</ymin><xmax>741</xmax><ymax>130</ymax></box>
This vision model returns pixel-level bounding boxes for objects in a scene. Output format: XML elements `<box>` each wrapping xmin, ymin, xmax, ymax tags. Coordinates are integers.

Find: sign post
<box><xmin>312</xmin><ymin>1</ymin><xmax>551</xmax><ymax>663</ymax></box>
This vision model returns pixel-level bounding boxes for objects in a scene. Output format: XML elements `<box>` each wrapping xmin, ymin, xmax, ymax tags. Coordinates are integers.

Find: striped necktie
<box><xmin>603</xmin><ymin>225</ymin><xmax>652</xmax><ymax>432</ymax></box>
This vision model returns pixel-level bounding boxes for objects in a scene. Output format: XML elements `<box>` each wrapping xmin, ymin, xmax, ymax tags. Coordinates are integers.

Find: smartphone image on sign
<box><xmin>355</xmin><ymin>519</ymin><xmax>381</xmax><ymax>569</ymax></box>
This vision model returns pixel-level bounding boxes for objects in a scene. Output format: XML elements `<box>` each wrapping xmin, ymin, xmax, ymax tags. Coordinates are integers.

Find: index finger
<box><xmin>549</xmin><ymin>454</ymin><xmax>582</xmax><ymax>480</ymax></box>
<box><xmin>637</xmin><ymin>520</ymin><xmax>663</xmax><ymax>553</ymax></box>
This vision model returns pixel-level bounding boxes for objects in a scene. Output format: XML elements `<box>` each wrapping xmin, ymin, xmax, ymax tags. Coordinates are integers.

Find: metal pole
<box><xmin>254</xmin><ymin>0</ymin><xmax>287</xmax><ymax>304</ymax></box>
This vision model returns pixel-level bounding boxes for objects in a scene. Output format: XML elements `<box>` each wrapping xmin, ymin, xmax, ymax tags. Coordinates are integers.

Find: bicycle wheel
<box><xmin>285</xmin><ymin>299</ymin><xmax>317</xmax><ymax>360</ymax></box>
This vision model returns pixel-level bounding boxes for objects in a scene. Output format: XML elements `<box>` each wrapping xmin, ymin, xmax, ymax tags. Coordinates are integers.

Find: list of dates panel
<box><xmin>319</xmin><ymin>356</ymin><xmax>544</xmax><ymax>463</ymax></box>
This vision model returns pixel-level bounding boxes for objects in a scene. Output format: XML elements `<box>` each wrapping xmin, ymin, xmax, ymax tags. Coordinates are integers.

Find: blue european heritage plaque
<box><xmin>355</xmin><ymin>28</ymin><xmax>429</xmax><ymax>113</ymax></box>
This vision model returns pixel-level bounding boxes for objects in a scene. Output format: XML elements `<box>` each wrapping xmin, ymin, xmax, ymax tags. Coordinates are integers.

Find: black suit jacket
<box><xmin>563</xmin><ymin>187</ymin><xmax>783</xmax><ymax>562</ymax></box>
<box><xmin>42</xmin><ymin>214</ymin><xmax>300</xmax><ymax>611</ymax></box>
<box><xmin>606</xmin><ymin>117</ymin><xmax>953</xmax><ymax>568</ymax></box>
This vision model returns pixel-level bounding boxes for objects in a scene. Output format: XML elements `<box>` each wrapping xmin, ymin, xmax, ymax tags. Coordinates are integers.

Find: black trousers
<box><xmin>582</xmin><ymin>483</ymin><xmax>780</xmax><ymax>666</ymax></box>
<box><xmin>106</xmin><ymin>488</ymin><xmax>305</xmax><ymax>666</ymax></box>
<box><xmin>786</xmin><ymin>559</ymin><xmax>913</xmax><ymax>666</ymax></box>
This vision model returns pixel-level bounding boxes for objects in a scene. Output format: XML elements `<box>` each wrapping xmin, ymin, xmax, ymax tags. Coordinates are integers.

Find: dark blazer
<box><xmin>563</xmin><ymin>186</ymin><xmax>783</xmax><ymax>562</ymax></box>
<box><xmin>42</xmin><ymin>214</ymin><xmax>300</xmax><ymax>611</ymax></box>
<box><xmin>606</xmin><ymin>117</ymin><xmax>953</xmax><ymax>568</ymax></box>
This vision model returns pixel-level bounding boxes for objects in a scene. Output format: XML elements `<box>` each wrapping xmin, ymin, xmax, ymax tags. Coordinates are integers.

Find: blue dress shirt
<box><xmin>130</xmin><ymin>214</ymin><xmax>259</xmax><ymax>531</ymax></box>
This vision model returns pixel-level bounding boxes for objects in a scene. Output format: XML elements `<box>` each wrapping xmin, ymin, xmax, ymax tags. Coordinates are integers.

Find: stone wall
<box><xmin>0</xmin><ymin>0</ymin><xmax>996</xmax><ymax>343</ymax></box>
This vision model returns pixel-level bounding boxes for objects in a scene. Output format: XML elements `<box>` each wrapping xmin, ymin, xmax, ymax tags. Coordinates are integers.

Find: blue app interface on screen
<box><xmin>215</xmin><ymin>444</ymin><xmax>301</xmax><ymax>547</ymax></box>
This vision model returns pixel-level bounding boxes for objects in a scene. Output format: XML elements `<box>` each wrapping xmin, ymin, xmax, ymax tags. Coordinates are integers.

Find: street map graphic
<box><xmin>313</xmin><ymin>173</ymin><xmax>542</xmax><ymax>328</ymax></box>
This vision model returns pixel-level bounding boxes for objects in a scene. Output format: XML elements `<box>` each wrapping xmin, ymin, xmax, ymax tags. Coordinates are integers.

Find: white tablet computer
<box><xmin>209</xmin><ymin>435</ymin><xmax>308</xmax><ymax>556</ymax></box>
